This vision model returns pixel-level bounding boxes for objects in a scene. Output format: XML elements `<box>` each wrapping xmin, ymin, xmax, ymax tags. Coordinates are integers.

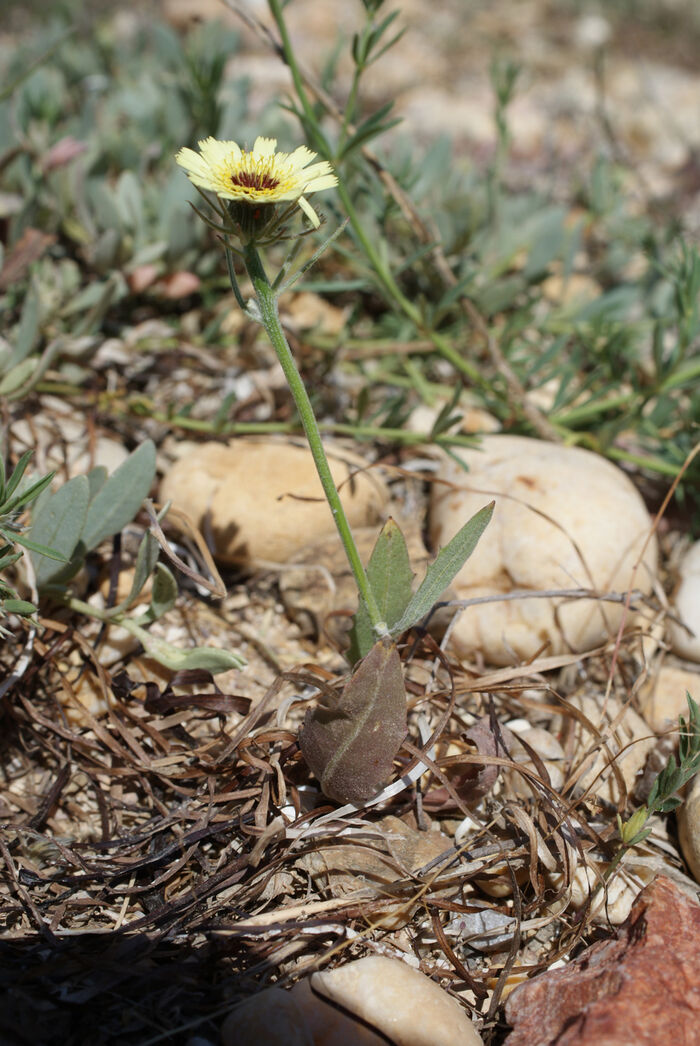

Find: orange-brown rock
<box><xmin>504</xmin><ymin>876</ymin><xmax>700</xmax><ymax>1045</ymax></box>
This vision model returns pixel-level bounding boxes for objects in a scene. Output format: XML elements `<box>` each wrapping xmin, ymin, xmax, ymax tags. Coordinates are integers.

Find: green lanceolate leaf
<box><xmin>0</xmin><ymin>358</ymin><xmax>39</xmax><ymax>397</ymax></box>
<box><xmin>81</xmin><ymin>440</ymin><xmax>156</xmax><ymax>551</ymax></box>
<box><xmin>390</xmin><ymin>501</ymin><xmax>494</xmax><ymax>637</ymax></box>
<box><xmin>147</xmin><ymin>563</ymin><xmax>177</xmax><ymax>619</ymax></box>
<box><xmin>3</xmin><ymin>598</ymin><xmax>37</xmax><ymax>616</ymax></box>
<box><xmin>1</xmin><ymin>450</ymin><xmax>35</xmax><ymax>507</ymax></box>
<box><xmin>87</xmin><ymin>465</ymin><xmax>108</xmax><ymax>500</ymax></box>
<box><xmin>28</xmin><ymin>475</ymin><xmax>90</xmax><ymax>587</ymax></box>
<box><xmin>121</xmin><ymin>619</ymin><xmax>245</xmax><ymax>673</ymax></box>
<box><xmin>300</xmin><ymin>636</ymin><xmax>407</xmax><ymax>804</ymax></box>
<box><xmin>113</xmin><ymin>529</ymin><xmax>160</xmax><ymax>612</ymax></box>
<box><xmin>348</xmin><ymin>517</ymin><xmax>414</xmax><ymax>664</ymax></box>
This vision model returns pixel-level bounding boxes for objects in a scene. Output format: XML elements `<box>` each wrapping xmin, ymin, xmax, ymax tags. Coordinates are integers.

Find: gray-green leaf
<box><xmin>29</xmin><ymin>475</ymin><xmax>90</xmax><ymax>587</ymax></box>
<box><xmin>114</xmin><ymin>529</ymin><xmax>160</xmax><ymax>611</ymax></box>
<box><xmin>148</xmin><ymin>563</ymin><xmax>177</xmax><ymax>619</ymax></box>
<box><xmin>348</xmin><ymin>517</ymin><xmax>414</xmax><ymax>664</ymax></box>
<box><xmin>82</xmin><ymin>441</ymin><xmax>156</xmax><ymax>551</ymax></box>
<box><xmin>390</xmin><ymin>501</ymin><xmax>494</xmax><ymax>636</ymax></box>
<box><xmin>123</xmin><ymin>620</ymin><xmax>245</xmax><ymax>674</ymax></box>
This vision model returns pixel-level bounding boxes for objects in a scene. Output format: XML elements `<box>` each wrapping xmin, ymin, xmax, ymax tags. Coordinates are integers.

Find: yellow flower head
<box><xmin>175</xmin><ymin>135</ymin><xmax>337</xmax><ymax>229</ymax></box>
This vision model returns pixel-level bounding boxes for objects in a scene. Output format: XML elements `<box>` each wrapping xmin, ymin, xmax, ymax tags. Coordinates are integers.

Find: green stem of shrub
<box><xmin>241</xmin><ymin>242</ymin><xmax>387</xmax><ymax>637</ymax></box>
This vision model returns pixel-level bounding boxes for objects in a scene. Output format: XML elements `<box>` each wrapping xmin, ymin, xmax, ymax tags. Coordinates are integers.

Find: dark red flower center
<box><xmin>230</xmin><ymin>170</ymin><xmax>280</xmax><ymax>191</ymax></box>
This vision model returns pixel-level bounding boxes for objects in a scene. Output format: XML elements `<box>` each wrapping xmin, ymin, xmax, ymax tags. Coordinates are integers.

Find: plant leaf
<box><xmin>122</xmin><ymin>619</ymin><xmax>245</xmax><ymax>673</ymax></box>
<box><xmin>390</xmin><ymin>501</ymin><xmax>494</xmax><ymax>636</ymax></box>
<box><xmin>2</xmin><ymin>450</ymin><xmax>35</xmax><ymax>505</ymax></box>
<box><xmin>348</xmin><ymin>518</ymin><xmax>414</xmax><ymax>664</ymax></box>
<box><xmin>300</xmin><ymin>636</ymin><xmax>407</xmax><ymax>804</ymax></box>
<box><xmin>3</xmin><ymin>598</ymin><xmax>37</xmax><ymax>615</ymax></box>
<box><xmin>81</xmin><ymin>441</ymin><xmax>156</xmax><ymax>551</ymax></box>
<box><xmin>113</xmin><ymin>529</ymin><xmax>160</xmax><ymax>612</ymax></box>
<box><xmin>28</xmin><ymin>475</ymin><xmax>90</xmax><ymax>587</ymax></box>
<box><xmin>148</xmin><ymin>563</ymin><xmax>177</xmax><ymax>619</ymax></box>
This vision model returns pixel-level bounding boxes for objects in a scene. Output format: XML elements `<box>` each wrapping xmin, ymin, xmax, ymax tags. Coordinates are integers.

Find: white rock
<box><xmin>220</xmin><ymin>960</ymin><xmax>485</xmax><ymax>1046</ymax></box>
<box><xmin>548</xmin><ymin>858</ymin><xmax>656</xmax><ymax>925</ymax></box>
<box><xmin>220</xmin><ymin>983</ymin><xmax>378</xmax><ymax>1046</ymax></box>
<box><xmin>69</xmin><ymin>435</ymin><xmax>129</xmax><ymax>477</ymax></box>
<box><xmin>638</xmin><ymin>664</ymin><xmax>700</xmax><ymax>734</ymax></box>
<box><xmin>311</xmin><ymin>956</ymin><xmax>484</xmax><ymax>1046</ymax></box>
<box><xmin>159</xmin><ymin>440</ymin><xmax>388</xmax><ymax>566</ymax></box>
<box><xmin>669</xmin><ymin>541</ymin><xmax>700</xmax><ymax>662</ymax></box>
<box><xmin>562</xmin><ymin>693</ymin><xmax>656</xmax><ymax>804</ymax></box>
<box><xmin>429</xmin><ymin>436</ymin><xmax>657</xmax><ymax>665</ymax></box>
<box><xmin>678</xmin><ymin>773</ymin><xmax>700</xmax><ymax>885</ymax></box>
<box><xmin>502</xmin><ymin>724</ymin><xmax>566</xmax><ymax>799</ymax></box>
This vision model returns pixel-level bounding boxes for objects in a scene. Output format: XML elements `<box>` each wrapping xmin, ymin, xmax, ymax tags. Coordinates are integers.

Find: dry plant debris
<box><xmin>2</xmin><ymin>0</ymin><xmax>700</xmax><ymax>1044</ymax></box>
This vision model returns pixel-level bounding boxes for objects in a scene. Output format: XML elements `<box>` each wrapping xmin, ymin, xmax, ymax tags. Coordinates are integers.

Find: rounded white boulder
<box><xmin>429</xmin><ymin>436</ymin><xmax>657</xmax><ymax>665</ymax></box>
<box><xmin>678</xmin><ymin>772</ymin><xmax>700</xmax><ymax>884</ymax></box>
<box><xmin>669</xmin><ymin>541</ymin><xmax>700</xmax><ymax>663</ymax></box>
<box><xmin>220</xmin><ymin>957</ymin><xmax>484</xmax><ymax>1046</ymax></box>
<box><xmin>159</xmin><ymin>439</ymin><xmax>388</xmax><ymax>566</ymax></box>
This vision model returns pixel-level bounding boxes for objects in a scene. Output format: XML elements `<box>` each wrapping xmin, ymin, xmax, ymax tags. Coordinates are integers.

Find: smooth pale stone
<box><xmin>429</xmin><ymin>436</ymin><xmax>657</xmax><ymax>665</ymax></box>
<box><xmin>563</xmin><ymin>693</ymin><xmax>656</xmax><ymax>804</ymax></box>
<box><xmin>69</xmin><ymin>435</ymin><xmax>129</xmax><ymax>477</ymax></box>
<box><xmin>502</xmin><ymin>725</ymin><xmax>566</xmax><ymax>799</ymax></box>
<box><xmin>669</xmin><ymin>541</ymin><xmax>700</xmax><ymax>662</ymax></box>
<box><xmin>159</xmin><ymin>440</ymin><xmax>388</xmax><ymax>566</ymax></box>
<box><xmin>638</xmin><ymin>664</ymin><xmax>700</xmax><ymax>734</ymax></box>
<box><xmin>12</xmin><ymin>415</ymin><xmax>129</xmax><ymax>479</ymax></box>
<box><xmin>677</xmin><ymin>772</ymin><xmax>700</xmax><ymax>884</ymax></box>
<box><xmin>311</xmin><ymin>956</ymin><xmax>484</xmax><ymax>1046</ymax></box>
<box><xmin>220</xmin><ymin>982</ymin><xmax>386</xmax><ymax>1046</ymax></box>
<box><xmin>548</xmin><ymin>860</ymin><xmax>657</xmax><ymax>925</ymax></box>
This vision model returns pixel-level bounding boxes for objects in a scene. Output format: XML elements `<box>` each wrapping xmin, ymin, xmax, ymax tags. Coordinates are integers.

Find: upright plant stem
<box><xmin>241</xmin><ymin>242</ymin><xmax>387</xmax><ymax>637</ymax></box>
<box><xmin>267</xmin><ymin>0</ymin><xmax>483</xmax><ymax>388</ymax></box>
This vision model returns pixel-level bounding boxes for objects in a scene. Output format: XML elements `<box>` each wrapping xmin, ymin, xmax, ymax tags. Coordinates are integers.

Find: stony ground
<box><xmin>2</xmin><ymin>1</ymin><xmax>700</xmax><ymax>1044</ymax></box>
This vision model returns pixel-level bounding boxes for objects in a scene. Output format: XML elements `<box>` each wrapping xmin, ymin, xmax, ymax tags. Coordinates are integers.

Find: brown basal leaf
<box><xmin>299</xmin><ymin>637</ymin><xmax>407</xmax><ymax>804</ymax></box>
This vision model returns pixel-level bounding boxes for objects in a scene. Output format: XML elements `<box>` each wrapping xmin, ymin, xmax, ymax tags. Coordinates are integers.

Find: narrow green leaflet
<box><xmin>0</xmin><ymin>359</ymin><xmax>39</xmax><ymax>397</ymax></box>
<box><xmin>11</xmin><ymin>531</ymin><xmax>72</xmax><ymax>560</ymax></box>
<box><xmin>81</xmin><ymin>440</ymin><xmax>156</xmax><ymax>551</ymax></box>
<box><xmin>1</xmin><ymin>450</ymin><xmax>34</xmax><ymax>505</ymax></box>
<box><xmin>3</xmin><ymin>598</ymin><xmax>37</xmax><ymax>615</ymax></box>
<box><xmin>122</xmin><ymin>620</ymin><xmax>246</xmax><ymax>673</ymax></box>
<box><xmin>4</xmin><ymin>470</ymin><xmax>56</xmax><ymax>515</ymax></box>
<box><xmin>390</xmin><ymin>501</ymin><xmax>494</xmax><ymax>636</ymax></box>
<box><xmin>348</xmin><ymin>518</ymin><xmax>414</xmax><ymax>663</ymax></box>
<box><xmin>112</xmin><ymin>528</ymin><xmax>160</xmax><ymax>612</ymax></box>
<box><xmin>146</xmin><ymin>563</ymin><xmax>178</xmax><ymax>620</ymax></box>
<box><xmin>28</xmin><ymin>475</ymin><xmax>90</xmax><ymax>587</ymax></box>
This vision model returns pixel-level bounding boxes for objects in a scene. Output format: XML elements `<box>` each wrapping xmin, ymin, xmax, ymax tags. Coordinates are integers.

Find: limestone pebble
<box><xmin>429</xmin><ymin>436</ymin><xmax>657</xmax><ymax>665</ymax></box>
<box><xmin>669</xmin><ymin>540</ymin><xmax>700</xmax><ymax>662</ymax></box>
<box><xmin>221</xmin><ymin>956</ymin><xmax>484</xmax><ymax>1046</ymax></box>
<box><xmin>159</xmin><ymin>439</ymin><xmax>388</xmax><ymax>567</ymax></box>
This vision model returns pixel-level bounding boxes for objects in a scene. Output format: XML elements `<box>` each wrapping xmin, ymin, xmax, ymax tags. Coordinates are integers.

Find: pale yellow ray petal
<box><xmin>286</xmin><ymin>145</ymin><xmax>317</xmax><ymax>171</ymax></box>
<box><xmin>175</xmin><ymin>147</ymin><xmax>212</xmax><ymax>180</ymax></box>
<box><xmin>297</xmin><ymin>195</ymin><xmax>321</xmax><ymax>228</ymax></box>
<box><xmin>301</xmin><ymin>160</ymin><xmax>335</xmax><ymax>179</ymax></box>
<box><xmin>303</xmin><ymin>173</ymin><xmax>339</xmax><ymax>193</ymax></box>
<box><xmin>252</xmin><ymin>136</ymin><xmax>277</xmax><ymax>158</ymax></box>
<box><xmin>199</xmin><ymin>137</ymin><xmax>242</xmax><ymax>167</ymax></box>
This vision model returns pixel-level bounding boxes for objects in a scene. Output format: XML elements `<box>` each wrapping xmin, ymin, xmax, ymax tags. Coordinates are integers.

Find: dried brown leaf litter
<box><xmin>1</xmin><ymin>573</ymin><xmax>696</xmax><ymax>1043</ymax></box>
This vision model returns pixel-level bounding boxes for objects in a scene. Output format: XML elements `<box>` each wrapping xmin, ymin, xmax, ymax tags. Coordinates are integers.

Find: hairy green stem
<box><xmin>241</xmin><ymin>242</ymin><xmax>386</xmax><ymax>636</ymax></box>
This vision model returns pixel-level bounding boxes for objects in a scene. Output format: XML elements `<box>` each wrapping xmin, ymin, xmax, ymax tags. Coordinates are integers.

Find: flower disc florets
<box><xmin>175</xmin><ymin>135</ymin><xmax>337</xmax><ymax>235</ymax></box>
